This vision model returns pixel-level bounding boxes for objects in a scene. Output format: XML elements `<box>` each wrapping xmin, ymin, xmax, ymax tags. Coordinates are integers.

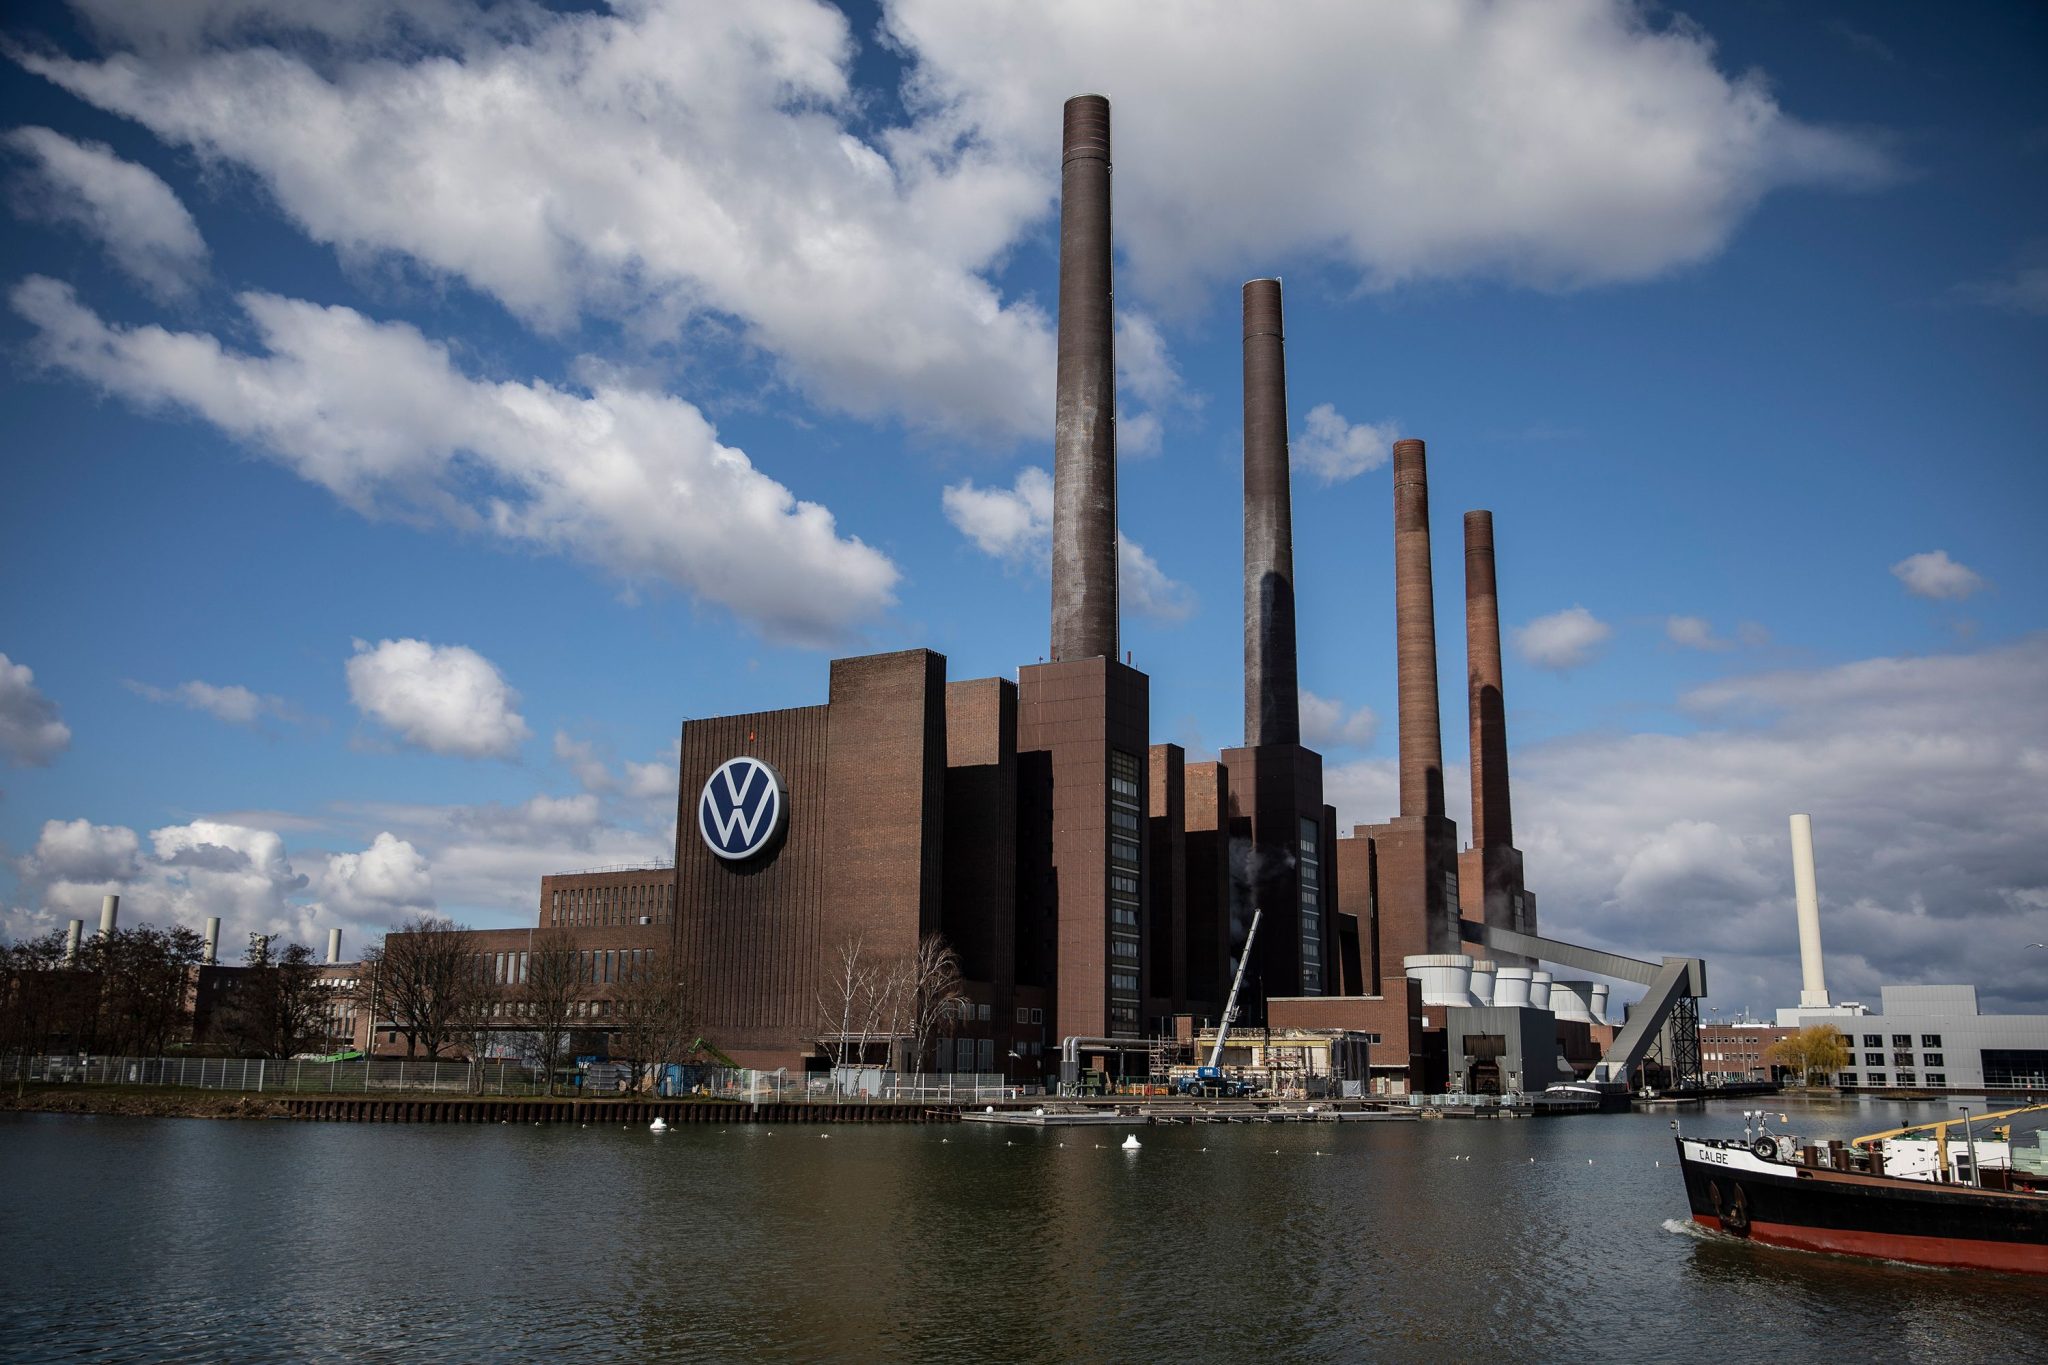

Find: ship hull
<box><xmin>1676</xmin><ymin>1138</ymin><xmax>2048</xmax><ymax>1275</ymax></box>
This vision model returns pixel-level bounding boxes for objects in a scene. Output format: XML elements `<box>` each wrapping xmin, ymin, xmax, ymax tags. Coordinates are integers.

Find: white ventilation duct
<box><xmin>1589</xmin><ymin>983</ymin><xmax>1611</xmax><ymax>1026</ymax></box>
<box><xmin>1791</xmin><ymin>813</ymin><xmax>1831</xmax><ymax>1008</ymax></box>
<box><xmin>1467</xmin><ymin>960</ymin><xmax>1497</xmax><ymax>1007</ymax></box>
<box><xmin>1405</xmin><ymin>954</ymin><xmax>1473</xmax><ymax>1008</ymax></box>
<box><xmin>1528</xmin><ymin>970</ymin><xmax>1553</xmax><ymax>1011</ymax></box>
<box><xmin>1551</xmin><ymin>980</ymin><xmax>1596</xmax><ymax>1024</ymax></box>
<box><xmin>1493</xmin><ymin>967</ymin><xmax>1533</xmax><ymax>1009</ymax></box>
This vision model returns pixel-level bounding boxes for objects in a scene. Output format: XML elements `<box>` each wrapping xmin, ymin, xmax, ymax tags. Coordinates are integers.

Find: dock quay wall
<box><xmin>279</xmin><ymin>1098</ymin><xmax>961</xmax><ymax>1124</ymax></box>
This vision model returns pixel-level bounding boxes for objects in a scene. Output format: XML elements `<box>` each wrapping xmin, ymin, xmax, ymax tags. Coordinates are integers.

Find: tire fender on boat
<box><xmin>1751</xmin><ymin>1135</ymin><xmax>1779</xmax><ymax>1162</ymax></box>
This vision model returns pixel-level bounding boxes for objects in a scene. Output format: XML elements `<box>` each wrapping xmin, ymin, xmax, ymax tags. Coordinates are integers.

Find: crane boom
<box><xmin>1206</xmin><ymin>909</ymin><xmax>1263</xmax><ymax>1071</ymax></box>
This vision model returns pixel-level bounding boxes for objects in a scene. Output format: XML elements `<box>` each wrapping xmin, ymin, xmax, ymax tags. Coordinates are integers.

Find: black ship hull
<box><xmin>1676</xmin><ymin>1137</ymin><xmax>2048</xmax><ymax>1275</ymax></box>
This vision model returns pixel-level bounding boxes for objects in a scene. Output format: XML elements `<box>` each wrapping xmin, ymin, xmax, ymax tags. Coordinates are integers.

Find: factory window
<box><xmin>1112</xmin><ymin>873</ymin><xmax>1138</xmax><ymax>895</ymax></box>
<box><xmin>978</xmin><ymin>1003</ymin><xmax>991</xmax><ymax>1022</ymax></box>
<box><xmin>1922</xmin><ymin>1034</ymin><xmax>1943</xmax><ymax>1048</ymax></box>
<box><xmin>1111</xmin><ymin>808</ymin><xmax>1141</xmax><ymax>832</ymax></box>
<box><xmin>1865</xmin><ymin>1052</ymin><xmax>1883</xmax><ymax>1067</ymax></box>
<box><xmin>1864</xmin><ymin>1034</ymin><xmax>1882</xmax><ymax>1048</ymax></box>
<box><xmin>1111</xmin><ymin>839</ymin><xmax>1140</xmax><ymax>865</ymax></box>
<box><xmin>1837</xmin><ymin>1073</ymin><xmax>1857</xmax><ymax>1088</ymax></box>
<box><xmin>1866</xmin><ymin>1073</ymin><xmax>1887</xmax><ymax>1087</ymax></box>
<box><xmin>1111</xmin><ymin>938</ymin><xmax>1140</xmax><ymax>962</ymax></box>
<box><xmin>1924</xmin><ymin>1052</ymin><xmax>1944</xmax><ymax>1066</ymax></box>
<box><xmin>1111</xmin><ymin>972</ymin><xmax>1139</xmax><ymax>995</ymax></box>
<box><xmin>1017</xmin><ymin>1007</ymin><xmax>1029</xmax><ymax>1024</ymax></box>
<box><xmin>1110</xmin><ymin>750</ymin><xmax>1141</xmax><ymax>791</ymax></box>
<box><xmin>1109</xmin><ymin>1004</ymin><xmax>1139</xmax><ymax>1035</ymax></box>
<box><xmin>1893</xmin><ymin>1051</ymin><xmax>1914</xmax><ymax>1069</ymax></box>
<box><xmin>1030</xmin><ymin>1008</ymin><xmax>1043</xmax><ymax>1024</ymax></box>
<box><xmin>1891</xmin><ymin>1034</ymin><xmax>1911</xmax><ymax>1048</ymax></box>
<box><xmin>1927</xmin><ymin>1073</ymin><xmax>1946</xmax><ymax>1085</ymax></box>
<box><xmin>1897</xmin><ymin>1071</ymin><xmax>1917</xmax><ymax>1086</ymax></box>
<box><xmin>1112</xmin><ymin>905</ymin><xmax>1137</xmax><ymax>927</ymax></box>
<box><xmin>1303</xmin><ymin>939</ymin><xmax>1321</xmax><ymax>963</ymax></box>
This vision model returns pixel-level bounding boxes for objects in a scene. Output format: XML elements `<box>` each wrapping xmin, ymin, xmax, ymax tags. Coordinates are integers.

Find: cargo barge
<box><xmin>1674</xmin><ymin>1104</ymin><xmax>2048</xmax><ymax>1275</ymax></box>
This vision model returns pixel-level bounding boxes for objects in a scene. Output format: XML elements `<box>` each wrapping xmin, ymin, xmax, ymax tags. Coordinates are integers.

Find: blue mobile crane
<box><xmin>1174</xmin><ymin>908</ymin><xmax>1262</xmax><ymax>1098</ymax></box>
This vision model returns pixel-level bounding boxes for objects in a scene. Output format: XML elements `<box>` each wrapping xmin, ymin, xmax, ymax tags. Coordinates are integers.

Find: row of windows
<box><xmin>1844</xmin><ymin>1073</ymin><xmax>1948</xmax><ymax>1087</ymax></box>
<box><xmin>1863</xmin><ymin>1051</ymin><xmax>1945</xmax><ymax>1067</ymax></box>
<box><xmin>1863</xmin><ymin>1033</ymin><xmax>1943</xmax><ymax>1048</ymax></box>
<box><xmin>1013</xmin><ymin>1006</ymin><xmax>1045</xmax><ymax>1026</ymax></box>
<box><xmin>549</xmin><ymin>881</ymin><xmax>674</xmax><ymax>928</ymax></box>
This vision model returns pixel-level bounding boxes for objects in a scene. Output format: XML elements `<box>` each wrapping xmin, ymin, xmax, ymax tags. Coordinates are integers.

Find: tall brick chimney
<box><xmin>1049</xmin><ymin>94</ymin><xmax>1118</xmax><ymax>663</ymax></box>
<box><xmin>1393</xmin><ymin>439</ymin><xmax>1444</xmax><ymax>818</ymax></box>
<box><xmin>1464</xmin><ymin>510</ymin><xmax>1512</xmax><ymax>849</ymax></box>
<box><xmin>1242</xmin><ymin>278</ymin><xmax>1299</xmax><ymax>747</ymax></box>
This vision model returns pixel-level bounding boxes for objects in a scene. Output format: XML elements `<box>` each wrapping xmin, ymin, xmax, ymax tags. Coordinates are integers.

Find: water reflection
<box><xmin>2</xmin><ymin>1099</ymin><xmax>2043</xmax><ymax>1364</ymax></box>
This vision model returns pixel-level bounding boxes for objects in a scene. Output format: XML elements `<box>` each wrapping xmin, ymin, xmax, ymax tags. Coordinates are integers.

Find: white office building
<box><xmin>1785</xmin><ymin>985</ymin><xmax>2048</xmax><ymax>1093</ymax></box>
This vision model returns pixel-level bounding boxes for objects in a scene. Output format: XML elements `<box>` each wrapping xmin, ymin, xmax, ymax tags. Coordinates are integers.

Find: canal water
<box><xmin>2</xmin><ymin>1097</ymin><xmax>2043</xmax><ymax>1363</ymax></box>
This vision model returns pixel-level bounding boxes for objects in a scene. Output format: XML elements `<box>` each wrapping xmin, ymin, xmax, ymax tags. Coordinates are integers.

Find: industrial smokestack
<box><xmin>1049</xmin><ymin>93</ymin><xmax>1119</xmax><ymax>664</ymax></box>
<box><xmin>203</xmin><ymin>917</ymin><xmax>221</xmax><ymax>965</ymax></box>
<box><xmin>1242</xmin><ymin>278</ymin><xmax>1299</xmax><ymax>747</ymax></box>
<box><xmin>1790</xmin><ymin>813</ymin><xmax>1830</xmax><ymax>1008</ymax></box>
<box><xmin>98</xmin><ymin>894</ymin><xmax>119</xmax><ymax>938</ymax></box>
<box><xmin>1464</xmin><ymin>510</ymin><xmax>1513</xmax><ymax>848</ymax></box>
<box><xmin>1393</xmin><ymin>440</ymin><xmax>1445</xmax><ymax>817</ymax></box>
<box><xmin>327</xmin><ymin>927</ymin><xmax>343</xmax><ymax>966</ymax></box>
<box><xmin>63</xmin><ymin>919</ymin><xmax>82</xmax><ymax>965</ymax></box>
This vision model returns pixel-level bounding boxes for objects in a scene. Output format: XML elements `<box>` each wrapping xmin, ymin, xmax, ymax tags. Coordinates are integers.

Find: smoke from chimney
<box><xmin>1242</xmin><ymin>278</ymin><xmax>1299</xmax><ymax>747</ymax></box>
<box><xmin>1049</xmin><ymin>94</ymin><xmax>1119</xmax><ymax>664</ymax></box>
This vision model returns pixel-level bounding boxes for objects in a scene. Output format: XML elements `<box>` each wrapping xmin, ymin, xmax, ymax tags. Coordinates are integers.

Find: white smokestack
<box><xmin>327</xmin><ymin>927</ymin><xmax>343</xmax><ymax>965</ymax></box>
<box><xmin>63</xmin><ymin>919</ymin><xmax>83</xmax><ymax>965</ymax></box>
<box><xmin>203</xmin><ymin>917</ymin><xmax>221</xmax><ymax>965</ymax></box>
<box><xmin>98</xmin><ymin>895</ymin><xmax>119</xmax><ymax>937</ymax></box>
<box><xmin>1790</xmin><ymin>812</ymin><xmax>1830</xmax><ymax>1008</ymax></box>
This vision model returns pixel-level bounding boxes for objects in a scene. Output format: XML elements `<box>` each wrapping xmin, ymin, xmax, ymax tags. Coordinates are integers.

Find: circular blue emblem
<box><xmin>698</xmin><ymin>756</ymin><xmax>786</xmax><ymax>861</ymax></box>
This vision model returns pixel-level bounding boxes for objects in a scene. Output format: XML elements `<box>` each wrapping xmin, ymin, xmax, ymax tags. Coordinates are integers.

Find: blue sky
<box><xmin>2</xmin><ymin>1</ymin><xmax>2044</xmax><ymax>1015</ymax></box>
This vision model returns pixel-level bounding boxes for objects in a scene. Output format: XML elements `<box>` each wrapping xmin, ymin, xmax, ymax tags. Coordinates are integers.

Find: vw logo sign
<box><xmin>698</xmin><ymin>756</ymin><xmax>786</xmax><ymax>861</ymax></box>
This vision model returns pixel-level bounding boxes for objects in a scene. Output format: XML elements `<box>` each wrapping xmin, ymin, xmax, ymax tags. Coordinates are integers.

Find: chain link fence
<box><xmin>4</xmin><ymin>1053</ymin><xmax>544</xmax><ymax>1095</ymax></box>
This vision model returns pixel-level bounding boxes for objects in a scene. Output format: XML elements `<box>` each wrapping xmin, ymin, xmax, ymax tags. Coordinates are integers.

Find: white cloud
<box><xmin>1664</xmin><ymin>615</ymin><xmax>1730</xmax><ymax>651</ymax></box>
<box><xmin>147</xmin><ymin>819</ymin><xmax>312</xmax><ymax>939</ymax></box>
<box><xmin>15</xmin><ymin>818</ymin><xmax>142</xmax><ymax>886</ymax></box>
<box><xmin>20</xmin><ymin>2</ymin><xmax>1055</xmax><ymax>440</ymax></box>
<box><xmin>1115</xmin><ymin>311</ymin><xmax>1178</xmax><ymax>408</ymax></box>
<box><xmin>1300</xmin><ymin>689</ymin><xmax>1378</xmax><ymax>750</ymax></box>
<box><xmin>317</xmin><ymin>832</ymin><xmax>434</xmax><ymax>918</ymax></box>
<box><xmin>1292</xmin><ymin>403</ymin><xmax>1397</xmax><ymax>484</ymax></box>
<box><xmin>888</xmin><ymin>1</ymin><xmax>1890</xmax><ymax>298</ymax></box>
<box><xmin>942</xmin><ymin>466</ymin><xmax>1052</xmax><ymax>567</ymax></box>
<box><xmin>553</xmin><ymin>730</ymin><xmax>613</xmax><ymax>793</ymax></box>
<box><xmin>625</xmin><ymin>758</ymin><xmax>679</xmax><ymax>802</ymax></box>
<box><xmin>126</xmin><ymin>677</ymin><xmax>291</xmax><ymax>725</ymax></box>
<box><xmin>1117</xmin><ymin>532</ymin><xmax>1196</xmax><ymax>623</ymax></box>
<box><xmin>940</xmin><ymin>466</ymin><xmax>1191</xmax><ymax>620</ymax></box>
<box><xmin>345</xmin><ymin>637</ymin><xmax>529</xmax><ymax>760</ymax></box>
<box><xmin>11</xmin><ymin>278</ymin><xmax>898</xmax><ymax>644</ymax></box>
<box><xmin>1953</xmin><ymin>261</ymin><xmax>2048</xmax><ymax>316</ymax></box>
<box><xmin>1490</xmin><ymin>638</ymin><xmax>2048</xmax><ymax>1014</ymax></box>
<box><xmin>0</xmin><ymin>652</ymin><xmax>71</xmax><ymax>766</ymax></box>
<box><xmin>1512</xmin><ymin>605</ymin><xmax>1612</xmax><ymax>670</ymax></box>
<box><xmin>4</xmin><ymin>126</ymin><xmax>207</xmax><ymax>301</ymax></box>
<box><xmin>1891</xmin><ymin>549</ymin><xmax>1987</xmax><ymax>601</ymax></box>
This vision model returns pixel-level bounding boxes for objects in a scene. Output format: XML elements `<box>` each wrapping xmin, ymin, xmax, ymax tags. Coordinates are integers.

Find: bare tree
<box><xmin>80</xmin><ymin>925</ymin><xmax>206</xmax><ymax>1054</ymax></box>
<box><xmin>219</xmin><ymin>934</ymin><xmax>332</xmax><ymax>1058</ymax></box>
<box><xmin>817</xmin><ymin>935</ymin><xmax>873</xmax><ymax>1071</ymax></box>
<box><xmin>612</xmin><ymin>945</ymin><xmax>695</xmax><ymax>1093</ymax></box>
<box><xmin>356</xmin><ymin>915</ymin><xmax>477</xmax><ymax>1058</ymax></box>
<box><xmin>447</xmin><ymin>951</ymin><xmax>501</xmax><ymax>1092</ymax></box>
<box><xmin>521</xmin><ymin>930</ymin><xmax>580</xmax><ymax>1095</ymax></box>
<box><xmin>906</xmin><ymin>934</ymin><xmax>968</xmax><ymax>1077</ymax></box>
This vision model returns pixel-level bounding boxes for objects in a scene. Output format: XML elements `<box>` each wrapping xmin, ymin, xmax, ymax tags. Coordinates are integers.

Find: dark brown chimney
<box><xmin>1049</xmin><ymin>94</ymin><xmax>1118</xmax><ymax>663</ymax></box>
<box><xmin>1464</xmin><ymin>510</ymin><xmax>1513</xmax><ymax>849</ymax></box>
<box><xmin>1242</xmin><ymin>278</ymin><xmax>1298</xmax><ymax>747</ymax></box>
<box><xmin>1393</xmin><ymin>439</ymin><xmax>1444</xmax><ymax>818</ymax></box>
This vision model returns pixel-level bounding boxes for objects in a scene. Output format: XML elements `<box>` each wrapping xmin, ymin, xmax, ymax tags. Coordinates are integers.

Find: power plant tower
<box><xmin>1394</xmin><ymin>440</ymin><xmax>1446</xmax><ymax>820</ymax></box>
<box><xmin>327</xmin><ymin>927</ymin><xmax>344</xmax><ymax>965</ymax></box>
<box><xmin>1459</xmin><ymin>510</ymin><xmax>1535</xmax><ymax>965</ymax></box>
<box><xmin>1790</xmin><ymin>812</ymin><xmax>1830</xmax><ymax>1008</ymax></box>
<box><xmin>63</xmin><ymin>918</ymin><xmax>82</xmax><ymax>965</ymax></box>
<box><xmin>97</xmin><ymin>894</ymin><xmax>119</xmax><ymax>938</ymax></box>
<box><xmin>203</xmin><ymin>916</ymin><xmax>221</xmax><ymax>965</ymax></box>
<box><xmin>1049</xmin><ymin>93</ymin><xmax>1118</xmax><ymax>664</ymax></box>
<box><xmin>1242</xmin><ymin>278</ymin><xmax>1299</xmax><ymax>747</ymax></box>
<box><xmin>1222</xmin><ymin>277</ymin><xmax>1334</xmax><ymax>1003</ymax></box>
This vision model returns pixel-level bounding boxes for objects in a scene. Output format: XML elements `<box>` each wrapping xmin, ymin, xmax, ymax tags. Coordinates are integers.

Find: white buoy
<box><xmin>650</xmin><ymin>1117</ymin><xmax>667</xmax><ymax>1132</ymax></box>
<box><xmin>1122</xmin><ymin>1134</ymin><xmax>1141</xmax><ymax>1150</ymax></box>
